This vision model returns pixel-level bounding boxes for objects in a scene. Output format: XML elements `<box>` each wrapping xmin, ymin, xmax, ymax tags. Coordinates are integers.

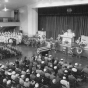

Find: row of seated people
<box><xmin>0</xmin><ymin>32</ymin><xmax>22</xmax><ymax>44</ymax></box>
<box><xmin>0</xmin><ymin>45</ymin><xmax>22</xmax><ymax>59</ymax></box>
<box><xmin>0</xmin><ymin>54</ymin><xmax>87</xmax><ymax>88</ymax></box>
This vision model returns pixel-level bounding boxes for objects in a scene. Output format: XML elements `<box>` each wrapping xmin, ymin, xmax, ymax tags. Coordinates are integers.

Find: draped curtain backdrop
<box><xmin>38</xmin><ymin>15</ymin><xmax>88</xmax><ymax>39</ymax></box>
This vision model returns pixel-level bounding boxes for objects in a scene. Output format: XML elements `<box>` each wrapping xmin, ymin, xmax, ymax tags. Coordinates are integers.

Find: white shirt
<box><xmin>60</xmin><ymin>79</ymin><xmax>70</xmax><ymax>88</ymax></box>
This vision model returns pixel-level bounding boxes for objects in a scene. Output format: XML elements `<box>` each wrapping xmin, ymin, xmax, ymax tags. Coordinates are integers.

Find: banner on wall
<box><xmin>81</xmin><ymin>35</ymin><xmax>88</xmax><ymax>49</ymax></box>
<box><xmin>81</xmin><ymin>35</ymin><xmax>88</xmax><ymax>44</ymax></box>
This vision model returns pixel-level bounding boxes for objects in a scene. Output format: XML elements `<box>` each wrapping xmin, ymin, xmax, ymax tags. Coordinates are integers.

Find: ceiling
<box><xmin>0</xmin><ymin>0</ymin><xmax>88</xmax><ymax>10</ymax></box>
<box><xmin>0</xmin><ymin>0</ymin><xmax>39</xmax><ymax>10</ymax></box>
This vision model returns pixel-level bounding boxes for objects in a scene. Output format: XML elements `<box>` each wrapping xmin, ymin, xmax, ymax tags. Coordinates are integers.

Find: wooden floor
<box><xmin>0</xmin><ymin>44</ymin><xmax>88</xmax><ymax>88</ymax></box>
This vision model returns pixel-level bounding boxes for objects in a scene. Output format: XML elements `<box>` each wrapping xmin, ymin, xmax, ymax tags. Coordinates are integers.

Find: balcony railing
<box><xmin>0</xmin><ymin>17</ymin><xmax>19</xmax><ymax>22</ymax></box>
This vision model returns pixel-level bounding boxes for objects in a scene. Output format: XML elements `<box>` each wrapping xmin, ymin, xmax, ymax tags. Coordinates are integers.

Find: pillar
<box><xmin>28</xmin><ymin>7</ymin><xmax>38</xmax><ymax>37</ymax></box>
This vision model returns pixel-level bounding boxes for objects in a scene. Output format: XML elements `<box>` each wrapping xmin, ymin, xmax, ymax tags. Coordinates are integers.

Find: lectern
<box><xmin>60</xmin><ymin>35</ymin><xmax>74</xmax><ymax>47</ymax></box>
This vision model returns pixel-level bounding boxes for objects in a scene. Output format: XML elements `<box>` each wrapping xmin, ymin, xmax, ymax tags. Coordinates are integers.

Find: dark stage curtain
<box><xmin>38</xmin><ymin>15</ymin><xmax>88</xmax><ymax>39</ymax></box>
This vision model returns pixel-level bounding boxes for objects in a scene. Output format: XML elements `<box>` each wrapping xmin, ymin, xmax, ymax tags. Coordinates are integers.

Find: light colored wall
<box><xmin>28</xmin><ymin>7</ymin><xmax>38</xmax><ymax>37</ymax></box>
<box><xmin>19</xmin><ymin>6</ymin><xmax>38</xmax><ymax>36</ymax></box>
<box><xmin>19</xmin><ymin>6</ymin><xmax>28</xmax><ymax>35</ymax></box>
<box><xmin>32</xmin><ymin>8</ymin><xmax>38</xmax><ymax>35</ymax></box>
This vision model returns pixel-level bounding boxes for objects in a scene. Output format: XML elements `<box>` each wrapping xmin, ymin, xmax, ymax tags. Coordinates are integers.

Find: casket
<box><xmin>37</xmin><ymin>47</ymin><xmax>50</xmax><ymax>56</ymax></box>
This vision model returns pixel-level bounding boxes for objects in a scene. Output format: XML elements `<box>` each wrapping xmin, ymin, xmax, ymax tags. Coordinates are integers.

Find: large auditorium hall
<box><xmin>0</xmin><ymin>0</ymin><xmax>88</xmax><ymax>88</ymax></box>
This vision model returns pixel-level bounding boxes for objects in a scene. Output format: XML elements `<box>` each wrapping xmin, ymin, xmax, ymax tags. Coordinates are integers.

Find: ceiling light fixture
<box><xmin>3</xmin><ymin>6</ymin><xmax>9</xmax><ymax>11</ymax></box>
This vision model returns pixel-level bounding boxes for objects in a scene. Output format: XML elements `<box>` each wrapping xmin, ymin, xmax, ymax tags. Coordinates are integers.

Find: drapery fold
<box><xmin>38</xmin><ymin>15</ymin><xmax>88</xmax><ymax>39</ymax></box>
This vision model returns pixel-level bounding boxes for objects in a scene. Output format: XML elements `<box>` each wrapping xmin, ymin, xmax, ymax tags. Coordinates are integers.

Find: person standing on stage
<box><xmin>64</xmin><ymin>29</ymin><xmax>75</xmax><ymax>38</ymax></box>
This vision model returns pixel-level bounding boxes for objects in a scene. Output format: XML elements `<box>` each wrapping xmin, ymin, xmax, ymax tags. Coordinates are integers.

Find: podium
<box><xmin>60</xmin><ymin>35</ymin><xmax>74</xmax><ymax>47</ymax></box>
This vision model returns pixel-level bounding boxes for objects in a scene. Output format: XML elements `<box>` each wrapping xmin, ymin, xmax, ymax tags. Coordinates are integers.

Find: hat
<box><xmin>21</xmin><ymin>75</ymin><xmax>25</xmax><ymax>79</ymax></box>
<box><xmin>45</xmin><ymin>57</ymin><xmax>48</xmax><ymax>59</ymax></box>
<box><xmin>75</xmin><ymin>63</ymin><xmax>78</xmax><ymax>66</ymax></box>
<box><xmin>41</xmin><ymin>61</ymin><xmax>44</xmax><ymax>64</ymax></box>
<box><xmin>50</xmin><ymin>74</ymin><xmax>55</xmax><ymax>80</ymax></box>
<box><xmin>9</xmin><ymin>62</ymin><xmax>13</xmax><ymax>65</ymax></box>
<box><xmin>32</xmin><ymin>67</ymin><xmax>36</xmax><ymax>71</ymax></box>
<box><xmin>21</xmin><ymin>71</ymin><xmax>26</xmax><ymax>75</ymax></box>
<box><xmin>30</xmin><ymin>74</ymin><xmax>36</xmax><ymax>80</ymax></box>
<box><xmin>36</xmin><ymin>73</ymin><xmax>40</xmax><ymax>77</ymax></box>
<box><xmin>25</xmin><ymin>78</ymin><xmax>29</xmax><ymax>82</ymax></box>
<box><xmin>3</xmin><ymin>78</ymin><xmax>7</xmax><ymax>83</ymax></box>
<box><xmin>54</xmin><ymin>60</ymin><xmax>57</xmax><ymax>63</ymax></box>
<box><xmin>12</xmin><ymin>71</ymin><xmax>16</xmax><ymax>75</ymax></box>
<box><xmin>45</xmin><ymin>73</ymin><xmax>50</xmax><ymax>78</ymax></box>
<box><xmin>13</xmin><ymin>64</ymin><xmax>15</xmax><ymax>66</ymax></box>
<box><xmin>26</xmin><ymin>69</ymin><xmax>30</xmax><ymax>73</ymax></box>
<box><xmin>8</xmin><ymin>72</ymin><xmax>12</xmax><ymax>75</ymax></box>
<box><xmin>31</xmin><ymin>80</ymin><xmax>35</xmax><ymax>85</ymax></box>
<box><xmin>19</xmin><ymin>78</ymin><xmax>24</xmax><ymax>85</ymax></box>
<box><xmin>1</xmin><ymin>65</ymin><xmax>5</xmax><ymax>69</ymax></box>
<box><xmin>11</xmin><ymin>74</ymin><xmax>16</xmax><ymax>80</ymax></box>
<box><xmin>72</xmin><ymin>68</ymin><xmax>77</xmax><ymax>72</ymax></box>
<box><xmin>63</xmin><ymin>76</ymin><xmax>66</xmax><ymax>80</ymax></box>
<box><xmin>79</xmin><ymin>64</ymin><xmax>82</xmax><ymax>66</ymax></box>
<box><xmin>35</xmin><ymin>56</ymin><xmax>38</xmax><ymax>58</ymax></box>
<box><xmin>50</xmin><ymin>64</ymin><xmax>53</xmax><ymax>67</ymax></box>
<box><xmin>54</xmin><ymin>66</ymin><xmax>57</xmax><ymax>69</ymax></box>
<box><xmin>64</xmin><ymin>70</ymin><xmax>68</xmax><ymax>73</ymax></box>
<box><xmin>45</xmin><ymin>54</ymin><xmax>48</xmax><ymax>56</ymax></box>
<box><xmin>44</xmin><ymin>68</ymin><xmax>47</xmax><ymax>72</ymax></box>
<box><xmin>49</xmin><ymin>55</ymin><xmax>52</xmax><ymax>58</ymax></box>
<box><xmin>8</xmin><ymin>69</ymin><xmax>12</xmax><ymax>72</ymax></box>
<box><xmin>60</xmin><ymin>59</ymin><xmax>63</xmax><ymax>61</ymax></box>
<box><xmin>7</xmin><ymin>80</ymin><xmax>11</xmax><ymax>85</ymax></box>
<box><xmin>16</xmin><ymin>74</ymin><xmax>19</xmax><ymax>77</ymax></box>
<box><xmin>52</xmin><ymin>79</ymin><xmax>56</xmax><ymax>84</ymax></box>
<box><xmin>35</xmin><ymin>83</ymin><xmax>39</xmax><ymax>88</ymax></box>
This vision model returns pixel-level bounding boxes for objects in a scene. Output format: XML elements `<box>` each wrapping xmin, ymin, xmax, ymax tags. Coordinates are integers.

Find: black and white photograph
<box><xmin>0</xmin><ymin>0</ymin><xmax>88</xmax><ymax>88</ymax></box>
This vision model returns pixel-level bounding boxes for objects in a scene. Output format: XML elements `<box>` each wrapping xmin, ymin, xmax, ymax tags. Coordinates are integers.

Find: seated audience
<box><xmin>0</xmin><ymin>53</ymin><xmax>87</xmax><ymax>88</ymax></box>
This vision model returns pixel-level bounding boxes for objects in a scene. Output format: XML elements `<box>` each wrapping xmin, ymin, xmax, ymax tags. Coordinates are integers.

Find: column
<box><xmin>28</xmin><ymin>7</ymin><xmax>38</xmax><ymax>37</ymax></box>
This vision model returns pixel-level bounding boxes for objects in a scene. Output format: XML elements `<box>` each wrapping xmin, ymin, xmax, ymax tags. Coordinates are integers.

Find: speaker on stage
<box><xmin>37</xmin><ymin>47</ymin><xmax>50</xmax><ymax>56</ymax></box>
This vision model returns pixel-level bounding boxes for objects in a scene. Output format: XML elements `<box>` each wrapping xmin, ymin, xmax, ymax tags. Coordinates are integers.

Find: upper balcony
<box><xmin>0</xmin><ymin>17</ymin><xmax>19</xmax><ymax>22</ymax></box>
